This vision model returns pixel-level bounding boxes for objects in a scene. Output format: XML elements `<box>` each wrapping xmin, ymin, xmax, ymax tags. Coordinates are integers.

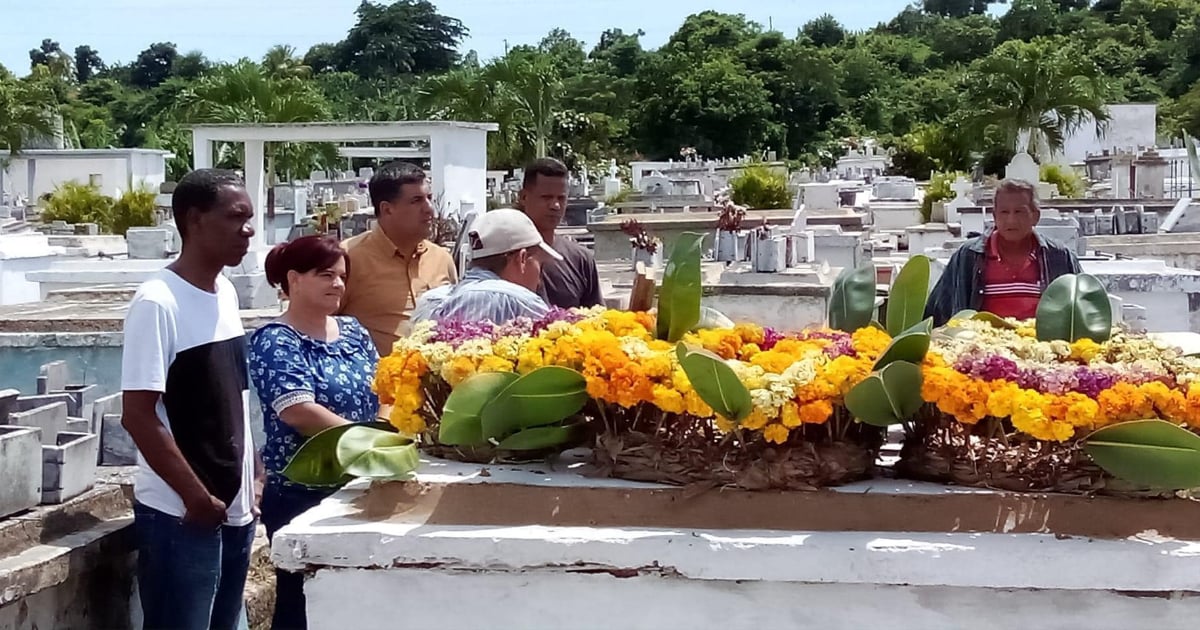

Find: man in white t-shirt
<box><xmin>121</xmin><ymin>168</ymin><xmax>258</xmax><ymax>630</ymax></box>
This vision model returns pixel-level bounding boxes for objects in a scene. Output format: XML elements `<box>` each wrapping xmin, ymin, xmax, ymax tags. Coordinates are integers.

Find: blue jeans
<box><xmin>134</xmin><ymin>502</ymin><xmax>255</xmax><ymax>630</ymax></box>
<box><xmin>261</xmin><ymin>480</ymin><xmax>335</xmax><ymax>630</ymax></box>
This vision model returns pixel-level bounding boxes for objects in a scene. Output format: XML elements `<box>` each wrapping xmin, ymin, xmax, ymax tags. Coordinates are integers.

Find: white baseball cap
<box><xmin>467</xmin><ymin>208</ymin><xmax>563</xmax><ymax>261</ymax></box>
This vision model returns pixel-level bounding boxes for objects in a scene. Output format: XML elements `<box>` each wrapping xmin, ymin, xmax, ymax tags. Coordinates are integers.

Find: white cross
<box><xmin>951</xmin><ymin>177</ymin><xmax>972</xmax><ymax>200</ymax></box>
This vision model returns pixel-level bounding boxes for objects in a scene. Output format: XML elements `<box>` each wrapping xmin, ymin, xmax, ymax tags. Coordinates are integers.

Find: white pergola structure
<box><xmin>190</xmin><ymin>121</ymin><xmax>498</xmax><ymax>250</ymax></box>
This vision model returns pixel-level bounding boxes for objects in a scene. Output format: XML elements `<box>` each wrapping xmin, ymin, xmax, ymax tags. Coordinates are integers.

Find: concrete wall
<box><xmin>3</xmin><ymin>153</ymin><xmax>167</xmax><ymax>200</ymax></box>
<box><xmin>1058</xmin><ymin>103</ymin><xmax>1157</xmax><ymax>166</ymax></box>
<box><xmin>307</xmin><ymin>568</ymin><xmax>1200</xmax><ymax>630</ymax></box>
<box><xmin>0</xmin><ymin>256</ymin><xmax>57</xmax><ymax>306</ymax></box>
<box><xmin>430</xmin><ymin>127</ymin><xmax>488</xmax><ymax>220</ymax></box>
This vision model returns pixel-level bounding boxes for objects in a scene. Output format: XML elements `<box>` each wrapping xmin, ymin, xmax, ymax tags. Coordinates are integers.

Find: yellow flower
<box><xmin>781</xmin><ymin>401</ymin><xmax>802</xmax><ymax>428</ymax></box>
<box><xmin>388</xmin><ymin>404</ymin><xmax>426</xmax><ymax>436</ymax></box>
<box><xmin>1069</xmin><ymin>338</ymin><xmax>1101</xmax><ymax>363</ymax></box>
<box><xmin>762</xmin><ymin>423</ymin><xmax>789</xmax><ymax>444</ymax></box>
<box><xmin>742</xmin><ymin>408</ymin><xmax>769</xmax><ymax>430</ymax></box>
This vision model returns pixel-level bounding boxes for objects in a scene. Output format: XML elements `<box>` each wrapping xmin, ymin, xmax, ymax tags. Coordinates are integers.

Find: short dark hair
<box><xmin>522</xmin><ymin>157</ymin><xmax>569</xmax><ymax>190</ymax></box>
<box><xmin>263</xmin><ymin>234</ymin><xmax>350</xmax><ymax>295</ymax></box>
<box><xmin>369</xmin><ymin>161</ymin><xmax>427</xmax><ymax>217</ymax></box>
<box><xmin>172</xmin><ymin>168</ymin><xmax>245</xmax><ymax>239</ymax></box>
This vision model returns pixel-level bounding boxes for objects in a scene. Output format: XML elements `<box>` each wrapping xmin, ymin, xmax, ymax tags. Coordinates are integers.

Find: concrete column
<box><xmin>191</xmin><ymin>131</ymin><xmax>214</xmax><ymax>171</ymax></box>
<box><xmin>243</xmin><ymin>140</ymin><xmax>267</xmax><ymax>251</ymax></box>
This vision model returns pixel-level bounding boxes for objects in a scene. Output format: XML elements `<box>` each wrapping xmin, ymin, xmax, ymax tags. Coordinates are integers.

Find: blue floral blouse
<box><xmin>249</xmin><ymin>316</ymin><xmax>379</xmax><ymax>486</ymax></box>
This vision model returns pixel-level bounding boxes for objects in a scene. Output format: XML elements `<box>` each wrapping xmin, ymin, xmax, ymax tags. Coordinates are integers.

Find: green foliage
<box><xmin>1039</xmin><ymin>163</ymin><xmax>1085</xmax><ymax>197</ymax></box>
<box><xmin>109</xmin><ymin>186</ymin><xmax>158</xmax><ymax>235</ymax></box>
<box><xmin>40</xmin><ymin>182</ymin><xmax>157</xmax><ymax>235</ymax></box>
<box><xmin>729</xmin><ymin>165</ymin><xmax>791</xmax><ymax>209</ymax></box>
<box><xmin>436</xmin><ymin>367</ymin><xmax>588</xmax><ymax>451</ymax></box>
<box><xmin>886</xmin><ymin>255</ymin><xmax>931</xmax><ymax>337</ymax></box>
<box><xmin>874</xmin><ymin>318</ymin><xmax>934</xmax><ymax>370</ymax></box>
<box><xmin>1084</xmin><ymin>419</ymin><xmax>1200</xmax><ymax>490</ymax></box>
<box><xmin>283</xmin><ymin>422</ymin><xmax>413</xmax><ymax>486</ymax></box>
<box><xmin>41</xmin><ymin>182</ymin><xmax>113</xmax><ymax>226</ymax></box>
<box><xmin>845</xmin><ymin>361</ymin><xmax>925</xmax><ymax>426</ymax></box>
<box><xmin>675</xmin><ymin>343</ymin><xmax>753</xmax><ymax>422</ymax></box>
<box><xmin>1035</xmin><ymin>273</ymin><xmax>1113</xmax><ymax>343</ymax></box>
<box><xmin>656</xmin><ymin>232</ymin><xmax>706</xmax><ymax>342</ymax></box>
<box><xmin>920</xmin><ymin>171</ymin><xmax>968</xmax><ymax>223</ymax></box>
<box><xmin>6</xmin><ymin>1</ymin><xmax>1193</xmax><ymax>192</ymax></box>
<box><xmin>828</xmin><ymin>264</ymin><xmax>878</xmax><ymax>332</ymax></box>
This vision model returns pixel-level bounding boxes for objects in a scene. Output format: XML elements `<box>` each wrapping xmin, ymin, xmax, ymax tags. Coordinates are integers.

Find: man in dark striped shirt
<box><xmin>926</xmin><ymin>178</ymin><xmax>1082</xmax><ymax>326</ymax></box>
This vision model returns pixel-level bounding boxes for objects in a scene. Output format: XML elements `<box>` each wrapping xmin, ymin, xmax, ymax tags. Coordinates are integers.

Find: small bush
<box><xmin>729</xmin><ymin>165</ymin><xmax>791</xmax><ymax>209</ymax></box>
<box><xmin>40</xmin><ymin>182</ymin><xmax>157</xmax><ymax>235</ymax></box>
<box><xmin>1039</xmin><ymin>163</ymin><xmax>1085</xmax><ymax>198</ymax></box>
<box><xmin>41</xmin><ymin>182</ymin><xmax>113</xmax><ymax>226</ymax></box>
<box><xmin>109</xmin><ymin>186</ymin><xmax>158</xmax><ymax>236</ymax></box>
<box><xmin>920</xmin><ymin>171</ymin><xmax>968</xmax><ymax>223</ymax></box>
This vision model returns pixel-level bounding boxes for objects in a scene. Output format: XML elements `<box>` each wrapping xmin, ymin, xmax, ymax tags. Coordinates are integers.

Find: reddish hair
<box><xmin>263</xmin><ymin>235</ymin><xmax>350</xmax><ymax>295</ymax></box>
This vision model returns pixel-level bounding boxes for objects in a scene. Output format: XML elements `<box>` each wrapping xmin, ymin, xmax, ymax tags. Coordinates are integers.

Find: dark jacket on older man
<box><xmin>924</xmin><ymin>230</ymin><xmax>1083</xmax><ymax>327</ymax></box>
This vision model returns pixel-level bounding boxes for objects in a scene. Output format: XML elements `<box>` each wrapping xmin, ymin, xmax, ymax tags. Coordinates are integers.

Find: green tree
<box><xmin>963</xmin><ymin>39</ymin><xmax>1111</xmax><ymax>158</ymax></box>
<box><xmin>177</xmin><ymin>60</ymin><xmax>333</xmax><ymax>183</ymax></box>
<box><xmin>0</xmin><ymin>76</ymin><xmax>58</xmax><ymax>156</ymax></box>
<box><xmin>336</xmin><ymin>0</ymin><xmax>466</xmax><ymax>78</ymax></box>
<box><xmin>131</xmin><ymin>42</ymin><xmax>179</xmax><ymax>88</ymax></box>
<box><xmin>73</xmin><ymin>46</ymin><xmax>105</xmax><ymax>84</ymax></box>
<box><xmin>923</xmin><ymin>0</ymin><xmax>999</xmax><ymax>17</ymax></box>
<box><xmin>801</xmin><ymin>14</ymin><xmax>846</xmax><ymax>47</ymax></box>
<box><xmin>262</xmin><ymin>45</ymin><xmax>312</xmax><ymax>80</ymax></box>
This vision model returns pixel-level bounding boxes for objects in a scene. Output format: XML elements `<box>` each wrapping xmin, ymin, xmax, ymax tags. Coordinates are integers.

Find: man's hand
<box><xmin>183</xmin><ymin>493</ymin><xmax>228</xmax><ymax>529</ymax></box>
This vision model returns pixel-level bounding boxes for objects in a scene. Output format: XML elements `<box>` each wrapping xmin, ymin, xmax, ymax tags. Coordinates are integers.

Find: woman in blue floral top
<box><xmin>249</xmin><ymin>234</ymin><xmax>378</xmax><ymax>630</ymax></box>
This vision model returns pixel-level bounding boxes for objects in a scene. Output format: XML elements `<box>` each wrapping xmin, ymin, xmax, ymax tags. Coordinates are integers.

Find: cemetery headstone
<box><xmin>127</xmin><ymin>227</ymin><xmax>172</xmax><ymax>259</ymax></box>
<box><xmin>0</xmin><ymin>388</ymin><xmax>18</xmax><ymax>422</ymax></box>
<box><xmin>9</xmin><ymin>402</ymin><xmax>70</xmax><ymax>447</ymax></box>
<box><xmin>1004</xmin><ymin>153</ymin><xmax>1041</xmax><ymax>190</ymax></box>
<box><xmin>36</xmin><ymin>361</ymin><xmax>68</xmax><ymax>395</ymax></box>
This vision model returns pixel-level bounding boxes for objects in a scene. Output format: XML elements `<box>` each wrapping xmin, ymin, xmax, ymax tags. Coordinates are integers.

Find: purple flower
<box><xmin>1074</xmin><ymin>366</ymin><xmax>1118</xmax><ymax>398</ymax></box>
<box><xmin>794</xmin><ymin>329</ymin><xmax>855</xmax><ymax>357</ymax></box>
<box><xmin>430</xmin><ymin>320</ymin><xmax>497</xmax><ymax>346</ymax></box>
<box><xmin>762</xmin><ymin>327</ymin><xmax>786</xmax><ymax>350</ymax></box>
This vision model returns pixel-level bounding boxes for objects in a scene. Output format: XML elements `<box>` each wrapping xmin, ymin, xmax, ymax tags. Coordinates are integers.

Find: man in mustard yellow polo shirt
<box><xmin>341</xmin><ymin>162</ymin><xmax>457</xmax><ymax>356</ymax></box>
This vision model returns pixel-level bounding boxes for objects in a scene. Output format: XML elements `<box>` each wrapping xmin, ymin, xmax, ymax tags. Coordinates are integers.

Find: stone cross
<box><xmin>951</xmin><ymin>177</ymin><xmax>972</xmax><ymax>201</ymax></box>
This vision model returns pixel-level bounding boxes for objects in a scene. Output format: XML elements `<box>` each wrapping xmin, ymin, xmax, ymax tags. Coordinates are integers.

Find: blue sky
<box><xmin>0</xmin><ymin>0</ymin><xmax>919</xmax><ymax>75</ymax></box>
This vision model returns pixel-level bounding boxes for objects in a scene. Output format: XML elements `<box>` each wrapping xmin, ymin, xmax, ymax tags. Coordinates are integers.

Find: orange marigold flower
<box><xmin>762</xmin><ymin>423</ymin><xmax>790</xmax><ymax>444</ymax></box>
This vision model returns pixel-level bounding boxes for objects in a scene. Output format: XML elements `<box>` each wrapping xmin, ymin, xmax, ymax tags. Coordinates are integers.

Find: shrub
<box><xmin>108</xmin><ymin>186</ymin><xmax>158</xmax><ymax>236</ymax></box>
<box><xmin>40</xmin><ymin>182</ymin><xmax>113</xmax><ymax>226</ymax></box>
<box><xmin>1039</xmin><ymin>163</ymin><xmax>1085</xmax><ymax>198</ymax></box>
<box><xmin>40</xmin><ymin>182</ymin><xmax>157</xmax><ymax>235</ymax></box>
<box><xmin>729</xmin><ymin>164</ymin><xmax>791</xmax><ymax>209</ymax></box>
<box><xmin>920</xmin><ymin>170</ymin><xmax>968</xmax><ymax>223</ymax></box>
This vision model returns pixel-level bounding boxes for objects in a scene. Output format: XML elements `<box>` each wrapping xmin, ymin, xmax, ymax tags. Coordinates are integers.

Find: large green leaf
<box><xmin>343</xmin><ymin>442</ymin><xmax>421</xmax><ymax>480</ymax></box>
<box><xmin>873</xmin><ymin>318</ymin><xmax>933</xmax><ymax>370</ymax></box>
<box><xmin>886</xmin><ymin>255</ymin><xmax>930</xmax><ymax>337</ymax></box>
<box><xmin>282</xmin><ymin>422</ymin><xmax>395</xmax><ymax>486</ymax></box>
<box><xmin>480</xmin><ymin>366</ymin><xmax>588</xmax><ymax>440</ymax></box>
<box><xmin>844</xmin><ymin>361</ymin><xmax>924</xmax><ymax>427</ymax></box>
<box><xmin>657</xmin><ymin>232</ymin><xmax>706</xmax><ymax>341</ymax></box>
<box><xmin>1084</xmin><ymin>420</ymin><xmax>1200</xmax><ymax>490</ymax></box>
<box><xmin>439</xmin><ymin>372</ymin><xmax>519</xmax><ymax>446</ymax></box>
<box><xmin>676</xmin><ymin>342</ymin><xmax>754</xmax><ymax>421</ymax></box>
<box><xmin>828</xmin><ymin>264</ymin><xmax>878</xmax><ymax>332</ymax></box>
<box><xmin>496</xmin><ymin>425</ymin><xmax>581</xmax><ymax>451</ymax></box>
<box><xmin>1035</xmin><ymin>273</ymin><xmax>1112</xmax><ymax>343</ymax></box>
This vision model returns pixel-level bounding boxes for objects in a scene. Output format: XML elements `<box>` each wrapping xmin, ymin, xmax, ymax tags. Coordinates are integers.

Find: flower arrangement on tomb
<box><xmin>283</xmin><ymin>230</ymin><xmax>1200</xmax><ymax>497</ymax></box>
<box><xmin>894</xmin><ymin>273</ymin><xmax>1200</xmax><ymax>494</ymax></box>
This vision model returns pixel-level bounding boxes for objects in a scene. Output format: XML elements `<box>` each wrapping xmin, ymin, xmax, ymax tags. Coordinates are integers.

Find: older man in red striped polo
<box><xmin>926</xmin><ymin>178</ymin><xmax>1083</xmax><ymax>325</ymax></box>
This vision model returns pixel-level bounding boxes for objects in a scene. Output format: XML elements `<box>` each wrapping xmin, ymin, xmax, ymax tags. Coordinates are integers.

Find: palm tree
<box><xmin>176</xmin><ymin>60</ymin><xmax>332</xmax><ymax>203</ymax></box>
<box><xmin>964</xmin><ymin>39</ymin><xmax>1110</xmax><ymax>160</ymax></box>
<box><xmin>419</xmin><ymin>67</ymin><xmax>527</xmax><ymax>167</ymax></box>
<box><xmin>261</xmin><ymin>45</ymin><xmax>312</xmax><ymax>80</ymax></box>
<box><xmin>486</xmin><ymin>56</ymin><xmax>561</xmax><ymax>159</ymax></box>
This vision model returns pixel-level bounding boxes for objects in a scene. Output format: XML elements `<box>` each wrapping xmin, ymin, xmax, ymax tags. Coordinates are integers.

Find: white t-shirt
<box><xmin>120</xmin><ymin>269</ymin><xmax>255</xmax><ymax>526</ymax></box>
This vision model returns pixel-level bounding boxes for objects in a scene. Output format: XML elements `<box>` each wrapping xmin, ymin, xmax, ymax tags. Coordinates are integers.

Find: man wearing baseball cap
<box><xmin>412</xmin><ymin>209</ymin><xmax>562</xmax><ymax>324</ymax></box>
